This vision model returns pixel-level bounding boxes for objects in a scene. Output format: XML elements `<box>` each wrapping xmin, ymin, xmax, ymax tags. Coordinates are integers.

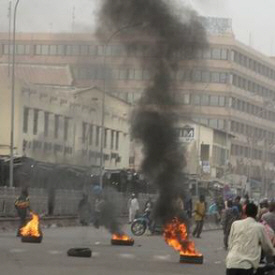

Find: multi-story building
<box><xmin>0</xmin><ymin>77</ymin><xmax>130</xmax><ymax>186</ymax></box>
<box><xmin>1</xmin><ymin>18</ymin><xmax>275</xmax><ymax>195</ymax></box>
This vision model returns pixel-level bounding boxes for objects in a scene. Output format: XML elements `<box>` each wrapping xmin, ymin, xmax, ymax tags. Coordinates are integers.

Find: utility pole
<box><xmin>8</xmin><ymin>1</ymin><xmax>12</xmax><ymax>77</ymax></box>
<box><xmin>9</xmin><ymin>0</ymin><xmax>20</xmax><ymax>188</ymax></box>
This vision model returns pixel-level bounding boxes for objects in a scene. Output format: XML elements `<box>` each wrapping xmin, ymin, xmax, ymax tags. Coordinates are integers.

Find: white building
<box><xmin>0</xmin><ymin>82</ymin><xmax>131</xmax><ymax>174</ymax></box>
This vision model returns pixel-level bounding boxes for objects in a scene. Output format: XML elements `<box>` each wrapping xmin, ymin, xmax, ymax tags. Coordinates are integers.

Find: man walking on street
<box><xmin>193</xmin><ymin>195</ymin><xmax>206</xmax><ymax>238</ymax></box>
<box><xmin>226</xmin><ymin>203</ymin><xmax>275</xmax><ymax>275</ymax></box>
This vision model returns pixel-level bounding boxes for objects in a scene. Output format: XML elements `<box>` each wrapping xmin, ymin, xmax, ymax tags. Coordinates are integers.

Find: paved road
<box><xmin>0</xmin><ymin>225</ymin><xmax>227</xmax><ymax>275</ymax></box>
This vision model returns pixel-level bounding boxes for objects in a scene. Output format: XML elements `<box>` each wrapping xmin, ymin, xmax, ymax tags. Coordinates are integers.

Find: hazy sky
<box><xmin>0</xmin><ymin>0</ymin><xmax>274</xmax><ymax>56</ymax></box>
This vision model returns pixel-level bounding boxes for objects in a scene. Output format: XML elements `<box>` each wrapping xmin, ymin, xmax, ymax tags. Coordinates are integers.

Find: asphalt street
<box><xmin>0</xmin><ymin>225</ymin><xmax>227</xmax><ymax>275</ymax></box>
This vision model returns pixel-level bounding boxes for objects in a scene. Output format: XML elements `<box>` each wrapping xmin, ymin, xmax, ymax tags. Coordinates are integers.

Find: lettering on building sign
<box><xmin>200</xmin><ymin>17</ymin><xmax>232</xmax><ymax>35</ymax></box>
<box><xmin>181</xmin><ymin>125</ymin><xmax>195</xmax><ymax>143</ymax></box>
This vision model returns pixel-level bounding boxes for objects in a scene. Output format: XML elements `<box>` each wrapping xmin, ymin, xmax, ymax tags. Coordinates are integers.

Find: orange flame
<box><xmin>112</xmin><ymin>233</ymin><xmax>133</xmax><ymax>241</ymax></box>
<box><xmin>20</xmin><ymin>212</ymin><xmax>41</xmax><ymax>237</ymax></box>
<box><xmin>164</xmin><ymin>218</ymin><xmax>202</xmax><ymax>256</ymax></box>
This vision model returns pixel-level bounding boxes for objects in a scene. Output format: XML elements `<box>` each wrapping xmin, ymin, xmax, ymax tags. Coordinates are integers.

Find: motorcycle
<box><xmin>256</xmin><ymin>263</ymin><xmax>275</xmax><ymax>275</ymax></box>
<box><xmin>131</xmin><ymin>211</ymin><xmax>162</xmax><ymax>236</ymax></box>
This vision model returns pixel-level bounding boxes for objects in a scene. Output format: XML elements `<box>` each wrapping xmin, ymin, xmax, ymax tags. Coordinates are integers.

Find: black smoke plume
<box><xmin>97</xmin><ymin>0</ymin><xmax>207</xmax><ymax>224</ymax></box>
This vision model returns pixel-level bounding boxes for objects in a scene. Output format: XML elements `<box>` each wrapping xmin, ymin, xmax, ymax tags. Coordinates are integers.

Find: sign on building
<box><xmin>181</xmin><ymin>125</ymin><xmax>195</xmax><ymax>143</ymax></box>
<box><xmin>200</xmin><ymin>17</ymin><xmax>232</xmax><ymax>35</ymax></box>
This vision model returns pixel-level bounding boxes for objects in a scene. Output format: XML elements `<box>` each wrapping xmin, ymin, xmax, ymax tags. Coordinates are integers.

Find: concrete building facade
<box><xmin>0</xmin><ymin>81</ymin><xmax>130</xmax><ymax>174</ymax></box>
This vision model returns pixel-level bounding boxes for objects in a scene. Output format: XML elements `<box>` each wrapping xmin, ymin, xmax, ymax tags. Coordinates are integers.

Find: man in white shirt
<box><xmin>128</xmin><ymin>193</ymin><xmax>139</xmax><ymax>224</ymax></box>
<box><xmin>226</xmin><ymin>203</ymin><xmax>275</xmax><ymax>275</ymax></box>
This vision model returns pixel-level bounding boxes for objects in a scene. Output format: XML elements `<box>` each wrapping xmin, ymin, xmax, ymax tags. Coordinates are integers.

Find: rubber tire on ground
<box><xmin>67</xmin><ymin>248</ymin><xmax>92</xmax><ymax>258</ymax></box>
<box><xmin>131</xmin><ymin>221</ymin><xmax>146</xmax><ymax>236</ymax></box>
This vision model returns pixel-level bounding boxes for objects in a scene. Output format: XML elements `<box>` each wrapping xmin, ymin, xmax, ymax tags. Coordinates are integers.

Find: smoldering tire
<box><xmin>21</xmin><ymin>235</ymin><xmax>43</xmax><ymax>243</ymax></box>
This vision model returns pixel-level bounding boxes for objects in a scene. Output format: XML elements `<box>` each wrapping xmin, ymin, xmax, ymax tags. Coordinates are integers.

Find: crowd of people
<box><xmin>13</xmin><ymin>187</ymin><xmax>275</xmax><ymax>274</ymax></box>
<box><xmin>207</xmin><ymin>195</ymin><xmax>275</xmax><ymax>275</ymax></box>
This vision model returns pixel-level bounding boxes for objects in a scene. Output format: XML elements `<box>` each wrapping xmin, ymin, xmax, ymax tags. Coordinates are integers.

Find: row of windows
<box><xmin>233</xmin><ymin>50</ymin><xmax>275</xmax><ymax>81</ymax></box>
<box><xmin>172</xmin><ymin>47</ymin><xmax>229</xmax><ymax>60</ymax></box>
<box><xmin>23</xmin><ymin>108</ymin><xmax>121</xmax><ymax>150</ymax></box>
<box><xmin>231</xmin><ymin>144</ymin><xmax>275</xmax><ymax>164</ymax></box>
<box><xmin>73</xmin><ymin>67</ymin><xmax>151</xmax><ymax>81</ymax></box>
<box><xmin>82</xmin><ymin>150</ymin><xmax>121</xmax><ymax>163</ymax></box>
<box><xmin>231</xmin><ymin>98</ymin><xmax>275</xmax><ymax>122</ymax></box>
<box><xmin>112</xmin><ymin>91</ymin><xmax>142</xmax><ymax>104</ymax></box>
<box><xmin>23</xmin><ymin>108</ymin><xmax>71</xmax><ymax>140</ymax></box>
<box><xmin>82</xmin><ymin>122</ymin><xmax>120</xmax><ymax>150</ymax></box>
<box><xmin>0</xmin><ymin>43</ymin><xmax>229</xmax><ymax>61</ymax></box>
<box><xmin>187</xmin><ymin>70</ymin><xmax>229</xmax><ymax>83</ymax></box>
<box><xmin>174</xmin><ymin>93</ymin><xmax>226</xmax><ymax>107</ymax></box>
<box><xmin>194</xmin><ymin>48</ymin><xmax>229</xmax><ymax>60</ymax></box>
<box><xmin>193</xmin><ymin>118</ymin><xmax>225</xmax><ymax>130</ymax></box>
<box><xmin>23</xmin><ymin>139</ymin><xmax>73</xmax><ymax>155</ymax></box>
<box><xmin>73</xmin><ymin>66</ymin><xmax>230</xmax><ymax>84</ymax></box>
<box><xmin>230</xmin><ymin>120</ymin><xmax>275</xmax><ymax>142</ymax></box>
<box><xmin>232</xmin><ymin>74</ymin><xmax>275</xmax><ymax>98</ymax></box>
<box><xmin>231</xmin><ymin>144</ymin><xmax>263</xmax><ymax>160</ymax></box>
<box><xmin>192</xmin><ymin>94</ymin><xmax>226</xmax><ymax>106</ymax></box>
<box><xmin>2</xmin><ymin>44</ymin><xmax>30</xmax><ymax>55</ymax></box>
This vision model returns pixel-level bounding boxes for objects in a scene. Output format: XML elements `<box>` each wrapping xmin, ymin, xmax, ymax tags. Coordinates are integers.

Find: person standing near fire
<box><xmin>14</xmin><ymin>188</ymin><xmax>31</xmax><ymax>237</ymax></box>
<box><xmin>128</xmin><ymin>193</ymin><xmax>139</xmax><ymax>224</ymax></box>
<box><xmin>192</xmin><ymin>195</ymin><xmax>206</xmax><ymax>238</ymax></box>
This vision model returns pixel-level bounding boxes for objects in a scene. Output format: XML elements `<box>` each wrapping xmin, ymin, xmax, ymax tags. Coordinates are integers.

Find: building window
<box><xmin>209</xmin><ymin>119</ymin><xmax>218</xmax><ymax>128</ymax></box>
<box><xmin>201</xmin><ymin>71</ymin><xmax>210</xmax><ymax>82</ymax></box>
<box><xmin>64</xmin><ymin>117</ymin><xmax>69</xmax><ymax>141</ymax></box>
<box><xmin>49</xmin><ymin>45</ymin><xmax>57</xmax><ymax>55</ymax></box>
<box><xmin>119</xmin><ymin>69</ymin><xmax>128</xmax><ymax>80</ymax></box>
<box><xmin>71</xmin><ymin>45</ymin><xmax>80</xmax><ymax>55</ymax></box>
<box><xmin>201</xmin><ymin>95</ymin><xmax>209</xmax><ymax>105</ymax></box>
<box><xmin>23</xmin><ymin>107</ymin><xmax>29</xmax><ymax>133</ymax></box>
<box><xmin>210</xmin><ymin>95</ymin><xmax>219</xmax><ymax>106</ymax></box>
<box><xmin>89</xmin><ymin>125</ymin><xmax>93</xmax><ymax>146</ymax></box>
<box><xmin>80</xmin><ymin>45</ymin><xmax>89</xmax><ymax>56</ymax></box>
<box><xmin>33</xmin><ymin>109</ymin><xmax>39</xmax><ymax>135</ymax></box>
<box><xmin>219</xmin><ymin>96</ymin><xmax>225</xmax><ymax>106</ymax></box>
<box><xmin>193</xmin><ymin>70</ymin><xmax>202</xmax><ymax>82</ymax></box>
<box><xmin>44</xmin><ymin>112</ymin><xmax>49</xmax><ymax>137</ymax></box>
<box><xmin>211</xmin><ymin>72</ymin><xmax>220</xmax><ymax>83</ymax></box>
<box><xmin>116</xmin><ymin>132</ymin><xmax>119</xmax><ymax>150</ymax></box>
<box><xmin>211</xmin><ymin>48</ymin><xmax>221</xmax><ymax>59</ymax></box>
<box><xmin>104</xmin><ymin>129</ymin><xmax>108</xmax><ymax>148</ymax></box>
<box><xmin>202</xmin><ymin>49</ymin><xmax>211</xmax><ymax>59</ymax></box>
<box><xmin>57</xmin><ymin>45</ymin><xmax>65</xmax><ymax>55</ymax></box>
<box><xmin>54</xmin><ymin>115</ymin><xmax>59</xmax><ymax>139</ymax></box>
<box><xmin>221</xmin><ymin>49</ymin><xmax>228</xmax><ymax>60</ymax></box>
<box><xmin>134</xmin><ymin>70</ymin><xmax>143</xmax><ymax>80</ymax></box>
<box><xmin>176</xmin><ymin>71</ymin><xmax>185</xmax><ymax>81</ymax></box>
<box><xmin>16</xmin><ymin>44</ymin><xmax>30</xmax><ymax>55</ymax></box>
<box><xmin>111</xmin><ymin>130</ymin><xmax>114</xmax><ymax>150</ymax></box>
<box><xmin>41</xmin><ymin>45</ymin><xmax>49</xmax><ymax>55</ymax></box>
<box><xmin>96</xmin><ymin>126</ymin><xmax>100</xmax><ymax>146</ymax></box>
<box><xmin>193</xmin><ymin>95</ymin><xmax>200</xmax><ymax>105</ymax></box>
<box><xmin>219</xmin><ymin>73</ymin><xmax>228</xmax><ymax>83</ymax></box>
<box><xmin>82</xmin><ymin>122</ymin><xmax>87</xmax><ymax>144</ymax></box>
<box><xmin>89</xmin><ymin>45</ymin><xmax>97</xmax><ymax>55</ymax></box>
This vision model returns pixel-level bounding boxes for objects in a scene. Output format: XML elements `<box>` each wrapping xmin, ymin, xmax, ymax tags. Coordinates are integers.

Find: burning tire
<box><xmin>67</xmin><ymin>248</ymin><xmax>92</xmax><ymax>258</ymax></box>
<box><xmin>131</xmin><ymin>220</ymin><xmax>146</xmax><ymax>236</ymax></box>
<box><xmin>21</xmin><ymin>235</ymin><xmax>43</xmax><ymax>243</ymax></box>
